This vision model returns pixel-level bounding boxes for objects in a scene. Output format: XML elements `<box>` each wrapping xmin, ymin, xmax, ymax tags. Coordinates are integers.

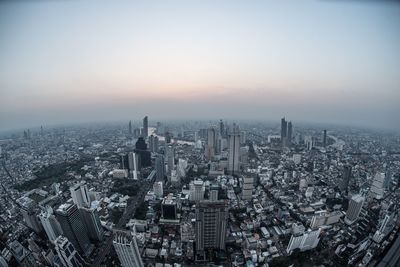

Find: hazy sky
<box><xmin>1</xmin><ymin>0</ymin><xmax>399</xmax><ymax>131</ymax></box>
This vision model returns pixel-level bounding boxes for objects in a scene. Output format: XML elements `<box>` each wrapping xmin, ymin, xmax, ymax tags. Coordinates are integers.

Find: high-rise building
<box><xmin>54</xmin><ymin>236</ymin><xmax>87</xmax><ymax>267</ymax></box>
<box><xmin>128</xmin><ymin>120</ymin><xmax>132</xmax><ymax>135</ymax></box>
<box><xmin>113</xmin><ymin>229</ymin><xmax>144</xmax><ymax>267</ymax></box>
<box><xmin>142</xmin><ymin>116</ymin><xmax>148</xmax><ymax>138</ymax></box>
<box><xmin>190</xmin><ymin>180</ymin><xmax>204</xmax><ymax>202</ymax></box>
<box><xmin>127</xmin><ymin>152</ymin><xmax>139</xmax><ymax>180</ymax></box>
<box><xmin>155</xmin><ymin>154</ymin><xmax>165</xmax><ymax>182</ymax></box>
<box><xmin>210</xmin><ymin>184</ymin><xmax>219</xmax><ymax>201</ymax></box>
<box><xmin>70</xmin><ymin>183</ymin><xmax>90</xmax><ymax>208</ymax></box>
<box><xmin>166</xmin><ymin>145</ymin><xmax>175</xmax><ymax>175</ymax></box>
<box><xmin>80</xmin><ymin>207</ymin><xmax>104</xmax><ymax>241</ymax></box>
<box><xmin>241</xmin><ymin>176</ymin><xmax>254</xmax><ymax>200</ymax></box>
<box><xmin>281</xmin><ymin>117</ymin><xmax>288</xmax><ymax>146</ymax></box>
<box><xmin>148</xmin><ymin>135</ymin><xmax>159</xmax><ymax>153</ymax></box>
<box><xmin>135</xmin><ymin>137</ymin><xmax>151</xmax><ymax>167</ymax></box>
<box><xmin>228</xmin><ymin>125</ymin><xmax>240</xmax><ymax>174</ymax></box>
<box><xmin>17</xmin><ymin>197</ymin><xmax>43</xmax><ymax>234</ymax></box>
<box><xmin>219</xmin><ymin>119</ymin><xmax>225</xmax><ymax>137</ymax></box>
<box><xmin>205</xmin><ymin>127</ymin><xmax>217</xmax><ymax>161</ymax></box>
<box><xmin>153</xmin><ymin>181</ymin><xmax>163</xmax><ymax>198</ymax></box>
<box><xmin>323</xmin><ymin>129</ymin><xmax>327</xmax><ymax>147</ymax></box>
<box><xmin>8</xmin><ymin>240</ymin><xmax>38</xmax><ymax>267</ymax></box>
<box><xmin>340</xmin><ymin>165</ymin><xmax>352</xmax><ymax>194</ymax></box>
<box><xmin>286</xmin><ymin>229</ymin><xmax>321</xmax><ymax>254</ymax></box>
<box><xmin>344</xmin><ymin>194</ymin><xmax>365</xmax><ymax>225</ymax></box>
<box><xmin>161</xmin><ymin>195</ymin><xmax>178</xmax><ymax>220</ymax></box>
<box><xmin>287</xmin><ymin>121</ymin><xmax>293</xmax><ymax>146</ymax></box>
<box><xmin>195</xmin><ymin>200</ymin><xmax>228</xmax><ymax>251</ymax></box>
<box><xmin>55</xmin><ymin>203</ymin><xmax>91</xmax><ymax>253</ymax></box>
<box><xmin>39</xmin><ymin>207</ymin><xmax>63</xmax><ymax>243</ymax></box>
<box><xmin>370</xmin><ymin>172</ymin><xmax>385</xmax><ymax>199</ymax></box>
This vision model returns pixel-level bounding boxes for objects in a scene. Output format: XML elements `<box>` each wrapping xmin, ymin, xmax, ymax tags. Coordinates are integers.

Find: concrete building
<box><xmin>8</xmin><ymin>240</ymin><xmax>38</xmax><ymax>267</ymax></box>
<box><xmin>80</xmin><ymin>207</ymin><xmax>104</xmax><ymax>241</ymax></box>
<box><xmin>153</xmin><ymin>181</ymin><xmax>163</xmax><ymax>198</ymax></box>
<box><xmin>113</xmin><ymin>229</ymin><xmax>144</xmax><ymax>267</ymax></box>
<box><xmin>190</xmin><ymin>180</ymin><xmax>204</xmax><ymax>202</ymax></box>
<box><xmin>54</xmin><ymin>236</ymin><xmax>87</xmax><ymax>267</ymax></box>
<box><xmin>241</xmin><ymin>176</ymin><xmax>254</xmax><ymax>200</ymax></box>
<box><xmin>39</xmin><ymin>207</ymin><xmax>63</xmax><ymax>243</ymax></box>
<box><xmin>286</xmin><ymin>229</ymin><xmax>321</xmax><ymax>254</ymax></box>
<box><xmin>344</xmin><ymin>194</ymin><xmax>365</xmax><ymax>225</ymax></box>
<box><xmin>70</xmin><ymin>183</ymin><xmax>90</xmax><ymax>208</ymax></box>
<box><xmin>55</xmin><ymin>203</ymin><xmax>91</xmax><ymax>253</ymax></box>
<box><xmin>228</xmin><ymin>125</ymin><xmax>240</xmax><ymax>174</ymax></box>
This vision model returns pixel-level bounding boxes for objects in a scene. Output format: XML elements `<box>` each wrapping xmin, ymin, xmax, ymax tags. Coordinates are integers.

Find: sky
<box><xmin>0</xmin><ymin>0</ymin><xmax>399</xmax><ymax>131</ymax></box>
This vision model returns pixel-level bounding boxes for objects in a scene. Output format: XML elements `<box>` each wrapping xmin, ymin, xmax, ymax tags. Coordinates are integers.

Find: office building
<box><xmin>190</xmin><ymin>180</ymin><xmax>204</xmax><ymax>202</ymax></box>
<box><xmin>323</xmin><ymin>129</ymin><xmax>327</xmax><ymax>147</ymax></box>
<box><xmin>161</xmin><ymin>195</ymin><xmax>178</xmax><ymax>220</ymax></box>
<box><xmin>340</xmin><ymin>165</ymin><xmax>352</xmax><ymax>194</ymax></box>
<box><xmin>287</xmin><ymin>121</ymin><xmax>293</xmax><ymax>146</ymax></box>
<box><xmin>142</xmin><ymin>116</ymin><xmax>148</xmax><ymax>138</ymax></box>
<box><xmin>55</xmin><ymin>203</ymin><xmax>91</xmax><ymax>253</ymax></box>
<box><xmin>281</xmin><ymin>117</ymin><xmax>288</xmax><ymax>146</ymax></box>
<box><xmin>241</xmin><ymin>176</ymin><xmax>254</xmax><ymax>200</ymax></box>
<box><xmin>80</xmin><ymin>207</ymin><xmax>104</xmax><ymax>241</ymax></box>
<box><xmin>39</xmin><ymin>207</ymin><xmax>63</xmax><ymax>243</ymax></box>
<box><xmin>310</xmin><ymin>211</ymin><xmax>342</xmax><ymax>229</ymax></box>
<box><xmin>210</xmin><ymin>184</ymin><xmax>219</xmax><ymax>201</ymax></box>
<box><xmin>344</xmin><ymin>194</ymin><xmax>365</xmax><ymax>225</ymax></box>
<box><xmin>286</xmin><ymin>229</ymin><xmax>321</xmax><ymax>254</ymax></box>
<box><xmin>128</xmin><ymin>120</ymin><xmax>132</xmax><ymax>135</ymax></box>
<box><xmin>148</xmin><ymin>135</ymin><xmax>159</xmax><ymax>153</ymax></box>
<box><xmin>153</xmin><ymin>181</ymin><xmax>163</xmax><ymax>198</ymax></box>
<box><xmin>128</xmin><ymin>152</ymin><xmax>139</xmax><ymax>180</ymax></box>
<box><xmin>228</xmin><ymin>125</ymin><xmax>240</xmax><ymax>174</ymax></box>
<box><xmin>370</xmin><ymin>172</ymin><xmax>385</xmax><ymax>199</ymax></box>
<box><xmin>195</xmin><ymin>200</ymin><xmax>228</xmax><ymax>251</ymax></box>
<box><xmin>18</xmin><ymin>197</ymin><xmax>43</xmax><ymax>234</ymax></box>
<box><xmin>54</xmin><ymin>236</ymin><xmax>87</xmax><ymax>267</ymax></box>
<box><xmin>113</xmin><ymin>229</ymin><xmax>144</xmax><ymax>267</ymax></box>
<box><xmin>165</xmin><ymin>145</ymin><xmax>175</xmax><ymax>174</ymax></box>
<box><xmin>70</xmin><ymin>183</ymin><xmax>90</xmax><ymax>208</ymax></box>
<box><xmin>205</xmin><ymin>126</ymin><xmax>217</xmax><ymax>161</ymax></box>
<box><xmin>155</xmin><ymin>154</ymin><xmax>165</xmax><ymax>182</ymax></box>
<box><xmin>8</xmin><ymin>240</ymin><xmax>38</xmax><ymax>267</ymax></box>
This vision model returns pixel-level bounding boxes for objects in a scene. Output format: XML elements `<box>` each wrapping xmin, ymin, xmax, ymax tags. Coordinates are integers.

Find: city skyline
<box><xmin>1</xmin><ymin>0</ymin><xmax>400</xmax><ymax>131</ymax></box>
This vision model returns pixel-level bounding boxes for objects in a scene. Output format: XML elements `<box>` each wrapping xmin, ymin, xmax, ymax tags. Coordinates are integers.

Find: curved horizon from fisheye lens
<box><xmin>0</xmin><ymin>0</ymin><xmax>399</xmax><ymax>131</ymax></box>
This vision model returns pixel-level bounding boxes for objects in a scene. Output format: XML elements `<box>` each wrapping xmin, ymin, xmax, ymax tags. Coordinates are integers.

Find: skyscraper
<box><xmin>191</xmin><ymin>180</ymin><xmax>205</xmax><ymax>202</ymax></box>
<box><xmin>195</xmin><ymin>200</ymin><xmax>228</xmax><ymax>251</ymax></box>
<box><xmin>128</xmin><ymin>152</ymin><xmax>139</xmax><ymax>180</ymax></box>
<box><xmin>148</xmin><ymin>135</ymin><xmax>159</xmax><ymax>153</ymax></box>
<box><xmin>55</xmin><ymin>203</ymin><xmax>91</xmax><ymax>253</ymax></box>
<box><xmin>281</xmin><ymin>117</ymin><xmax>287</xmax><ymax>146</ymax></box>
<box><xmin>219</xmin><ymin>119</ymin><xmax>225</xmax><ymax>137</ymax></box>
<box><xmin>165</xmin><ymin>145</ymin><xmax>175</xmax><ymax>175</ymax></box>
<box><xmin>135</xmin><ymin>137</ymin><xmax>151</xmax><ymax>167</ymax></box>
<box><xmin>205</xmin><ymin>127</ymin><xmax>217</xmax><ymax>161</ymax></box>
<box><xmin>18</xmin><ymin>197</ymin><xmax>43</xmax><ymax>234</ymax></box>
<box><xmin>340</xmin><ymin>165</ymin><xmax>352</xmax><ymax>194</ymax></box>
<box><xmin>228</xmin><ymin>125</ymin><xmax>240</xmax><ymax>174</ymax></box>
<box><xmin>323</xmin><ymin>129</ymin><xmax>327</xmax><ymax>147</ymax></box>
<box><xmin>128</xmin><ymin>120</ymin><xmax>132</xmax><ymax>135</ymax></box>
<box><xmin>287</xmin><ymin>121</ymin><xmax>293</xmax><ymax>146</ymax></box>
<box><xmin>80</xmin><ymin>207</ymin><xmax>104</xmax><ymax>241</ymax></box>
<box><xmin>70</xmin><ymin>182</ymin><xmax>90</xmax><ymax>208</ymax></box>
<box><xmin>241</xmin><ymin>175</ymin><xmax>254</xmax><ymax>200</ymax></box>
<box><xmin>153</xmin><ymin>181</ymin><xmax>163</xmax><ymax>198</ymax></box>
<box><xmin>344</xmin><ymin>194</ymin><xmax>365</xmax><ymax>225</ymax></box>
<box><xmin>142</xmin><ymin>116</ymin><xmax>148</xmax><ymax>138</ymax></box>
<box><xmin>39</xmin><ymin>207</ymin><xmax>63</xmax><ymax>243</ymax></box>
<box><xmin>155</xmin><ymin>154</ymin><xmax>165</xmax><ymax>182</ymax></box>
<box><xmin>113</xmin><ymin>229</ymin><xmax>144</xmax><ymax>267</ymax></box>
<box><xmin>54</xmin><ymin>236</ymin><xmax>87</xmax><ymax>267</ymax></box>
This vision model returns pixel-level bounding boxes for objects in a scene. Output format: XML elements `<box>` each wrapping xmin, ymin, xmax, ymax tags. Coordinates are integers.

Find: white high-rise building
<box><xmin>370</xmin><ymin>172</ymin><xmax>385</xmax><ymax>199</ymax></box>
<box><xmin>190</xmin><ymin>180</ymin><xmax>204</xmax><ymax>202</ymax></box>
<box><xmin>228</xmin><ymin>125</ymin><xmax>241</xmax><ymax>174</ymax></box>
<box><xmin>153</xmin><ymin>181</ymin><xmax>163</xmax><ymax>198</ymax></box>
<box><xmin>70</xmin><ymin>183</ymin><xmax>90</xmax><ymax>208</ymax></box>
<box><xmin>39</xmin><ymin>207</ymin><xmax>63</xmax><ymax>243</ymax></box>
<box><xmin>286</xmin><ymin>229</ymin><xmax>321</xmax><ymax>254</ymax></box>
<box><xmin>54</xmin><ymin>236</ymin><xmax>87</xmax><ymax>267</ymax></box>
<box><xmin>128</xmin><ymin>152</ymin><xmax>139</xmax><ymax>180</ymax></box>
<box><xmin>166</xmin><ymin>145</ymin><xmax>175</xmax><ymax>174</ymax></box>
<box><xmin>113</xmin><ymin>229</ymin><xmax>144</xmax><ymax>267</ymax></box>
<box><xmin>177</xmin><ymin>158</ymin><xmax>188</xmax><ymax>178</ymax></box>
<box><xmin>344</xmin><ymin>194</ymin><xmax>365</xmax><ymax>225</ymax></box>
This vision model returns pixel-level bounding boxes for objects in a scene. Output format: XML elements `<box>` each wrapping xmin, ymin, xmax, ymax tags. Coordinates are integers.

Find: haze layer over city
<box><xmin>1</xmin><ymin>1</ymin><xmax>400</xmax><ymax>267</ymax></box>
